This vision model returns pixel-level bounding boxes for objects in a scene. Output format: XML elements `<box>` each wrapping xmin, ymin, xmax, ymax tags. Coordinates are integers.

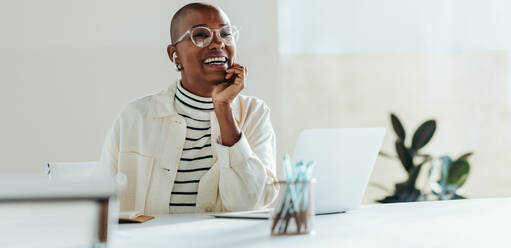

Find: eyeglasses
<box><xmin>173</xmin><ymin>25</ymin><xmax>239</xmax><ymax>48</ymax></box>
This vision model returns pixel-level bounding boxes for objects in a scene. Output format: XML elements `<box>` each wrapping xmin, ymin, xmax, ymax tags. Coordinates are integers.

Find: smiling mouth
<box><xmin>203</xmin><ymin>56</ymin><xmax>227</xmax><ymax>65</ymax></box>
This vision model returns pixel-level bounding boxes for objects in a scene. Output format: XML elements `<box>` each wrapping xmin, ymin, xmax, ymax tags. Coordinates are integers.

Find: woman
<box><xmin>100</xmin><ymin>3</ymin><xmax>278</xmax><ymax>215</ymax></box>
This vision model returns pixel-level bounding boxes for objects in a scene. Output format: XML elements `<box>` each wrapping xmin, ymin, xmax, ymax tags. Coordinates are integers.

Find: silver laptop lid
<box><xmin>292</xmin><ymin>128</ymin><xmax>385</xmax><ymax>213</ymax></box>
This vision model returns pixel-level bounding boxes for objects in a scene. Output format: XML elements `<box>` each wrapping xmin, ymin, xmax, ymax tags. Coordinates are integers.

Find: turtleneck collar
<box><xmin>174</xmin><ymin>80</ymin><xmax>214</xmax><ymax>111</ymax></box>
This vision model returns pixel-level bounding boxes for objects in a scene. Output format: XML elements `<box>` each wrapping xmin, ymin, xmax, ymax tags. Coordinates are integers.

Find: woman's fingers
<box><xmin>225</xmin><ymin>67</ymin><xmax>245</xmax><ymax>79</ymax></box>
<box><xmin>212</xmin><ymin>63</ymin><xmax>247</xmax><ymax>104</ymax></box>
<box><xmin>225</xmin><ymin>65</ymin><xmax>246</xmax><ymax>84</ymax></box>
<box><xmin>226</xmin><ymin>64</ymin><xmax>244</xmax><ymax>73</ymax></box>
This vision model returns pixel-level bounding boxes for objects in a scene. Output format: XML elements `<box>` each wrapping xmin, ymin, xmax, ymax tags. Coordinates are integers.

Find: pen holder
<box><xmin>270</xmin><ymin>179</ymin><xmax>315</xmax><ymax>236</ymax></box>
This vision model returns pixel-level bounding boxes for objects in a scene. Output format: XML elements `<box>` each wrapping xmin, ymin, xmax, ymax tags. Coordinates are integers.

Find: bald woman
<box><xmin>100</xmin><ymin>3</ymin><xmax>278</xmax><ymax>215</ymax></box>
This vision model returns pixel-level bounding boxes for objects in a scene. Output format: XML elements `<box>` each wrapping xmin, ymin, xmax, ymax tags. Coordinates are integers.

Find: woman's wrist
<box><xmin>213</xmin><ymin>101</ymin><xmax>231</xmax><ymax>110</ymax></box>
<box><xmin>214</xmin><ymin>102</ymin><xmax>241</xmax><ymax>146</ymax></box>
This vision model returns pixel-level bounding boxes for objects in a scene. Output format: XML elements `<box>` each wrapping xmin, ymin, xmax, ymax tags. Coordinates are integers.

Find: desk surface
<box><xmin>111</xmin><ymin>198</ymin><xmax>510</xmax><ymax>248</ymax></box>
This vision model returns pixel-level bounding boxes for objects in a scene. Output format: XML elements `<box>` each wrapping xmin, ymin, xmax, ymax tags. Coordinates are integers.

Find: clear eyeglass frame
<box><xmin>173</xmin><ymin>25</ymin><xmax>240</xmax><ymax>48</ymax></box>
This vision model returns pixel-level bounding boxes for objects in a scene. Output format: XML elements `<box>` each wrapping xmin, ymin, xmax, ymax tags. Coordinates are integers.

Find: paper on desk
<box><xmin>119</xmin><ymin>210</ymin><xmax>143</xmax><ymax>219</ymax></box>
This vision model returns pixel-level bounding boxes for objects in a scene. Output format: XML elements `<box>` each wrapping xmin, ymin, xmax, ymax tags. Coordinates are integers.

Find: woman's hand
<box><xmin>211</xmin><ymin>63</ymin><xmax>247</xmax><ymax>106</ymax></box>
<box><xmin>212</xmin><ymin>63</ymin><xmax>246</xmax><ymax>146</ymax></box>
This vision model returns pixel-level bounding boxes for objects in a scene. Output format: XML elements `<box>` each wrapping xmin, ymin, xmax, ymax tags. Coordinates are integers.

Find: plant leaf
<box><xmin>377</xmin><ymin>196</ymin><xmax>400</xmax><ymax>203</ymax></box>
<box><xmin>447</xmin><ymin>159</ymin><xmax>470</xmax><ymax>188</ymax></box>
<box><xmin>378</xmin><ymin>151</ymin><xmax>396</xmax><ymax>159</ymax></box>
<box><xmin>454</xmin><ymin>194</ymin><xmax>467</xmax><ymax>199</ymax></box>
<box><xmin>391</xmin><ymin>113</ymin><xmax>406</xmax><ymax>141</ymax></box>
<box><xmin>395</xmin><ymin>141</ymin><xmax>413</xmax><ymax>172</ymax></box>
<box><xmin>457</xmin><ymin>152</ymin><xmax>474</xmax><ymax>161</ymax></box>
<box><xmin>411</xmin><ymin>120</ymin><xmax>436</xmax><ymax>151</ymax></box>
<box><xmin>439</xmin><ymin>156</ymin><xmax>452</xmax><ymax>186</ymax></box>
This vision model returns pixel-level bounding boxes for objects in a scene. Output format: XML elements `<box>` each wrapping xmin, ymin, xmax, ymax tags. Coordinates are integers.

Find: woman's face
<box><xmin>173</xmin><ymin>8</ymin><xmax>236</xmax><ymax>85</ymax></box>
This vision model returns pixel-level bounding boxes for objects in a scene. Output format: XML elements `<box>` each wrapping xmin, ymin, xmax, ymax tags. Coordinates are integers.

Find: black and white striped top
<box><xmin>170</xmin><ymin>81</ymin><xmax>214</xmax><ymax>213</ymax></box>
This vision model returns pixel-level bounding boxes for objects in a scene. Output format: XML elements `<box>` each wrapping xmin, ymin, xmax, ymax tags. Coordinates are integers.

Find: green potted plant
<box><xmin>429</xmin><ymin>153</ymin><xmax>472</xmax><ymax>200</ymax></box>
<box><xmin>378</xmin><ymin>113</ymin><xmax>472</xmax><ymax>203</ymax></box>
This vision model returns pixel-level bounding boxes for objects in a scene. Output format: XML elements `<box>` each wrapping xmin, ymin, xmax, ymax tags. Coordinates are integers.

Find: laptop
<box><xmin>213</xmin><ymin>128</ymin><xmax>385</xmax><ymax>219</ymax></box>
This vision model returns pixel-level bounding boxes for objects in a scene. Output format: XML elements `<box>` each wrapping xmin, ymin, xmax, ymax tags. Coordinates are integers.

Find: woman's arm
<box><xmin>214</xmin><ymin>103</ymin><xmax>241</xmax><ymax>146</ymax></box>
<box><xmin>210</xmin><ymin>64</ymin><xmax>278</xmax><ymax>211</ymax></box>
<box><xmin>211</xmin><ymin>63</ymin><xmax>246</xmax><ymax>146</ymax></box>
<box><xmin>215</xmin><ymin>104</ymin><xmax>279</xmax><ymax>211</ymax></box>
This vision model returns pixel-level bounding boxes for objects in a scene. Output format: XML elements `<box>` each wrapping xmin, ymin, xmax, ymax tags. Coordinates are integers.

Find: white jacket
<box><xmin>100</xmin><ymin>81</ymin><xmax>278</xmax><ymax>215</ymax></box>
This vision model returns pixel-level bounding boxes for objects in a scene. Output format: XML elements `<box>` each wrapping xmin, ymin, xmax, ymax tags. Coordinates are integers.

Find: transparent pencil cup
<box><xmin>270</xmin><ymin>179</ymin><xmax>315</xmax><ymax>236</ymax></box>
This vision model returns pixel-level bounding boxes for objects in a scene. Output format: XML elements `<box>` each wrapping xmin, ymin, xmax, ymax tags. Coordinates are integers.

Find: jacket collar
<box><xmin>150</xmin><ymin>80</ymin><xmax>241</xmax><ymax>120</ymax></box>
<box><xmin>150</xmin><ymin>80</ymin><xmax>179</xmax><ymax>118</ymax></box>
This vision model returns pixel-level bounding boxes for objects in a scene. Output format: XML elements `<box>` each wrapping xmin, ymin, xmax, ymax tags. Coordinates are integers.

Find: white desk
<box><xmin>111</xmin><ymin>198</ymin><xmax>511</xmax><ymax>248</ymax></box>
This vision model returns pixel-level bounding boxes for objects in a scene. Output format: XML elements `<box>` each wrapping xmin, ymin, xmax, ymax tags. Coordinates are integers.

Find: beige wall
<box><xmin>0</xmin><ymin>0</ymin><xmax>280</xmax><ymax>174</ymax></box>
<box><xmin>281</xmin><ymin>51</ymin><xmax>511</xmax><ymax>202</ymax></box>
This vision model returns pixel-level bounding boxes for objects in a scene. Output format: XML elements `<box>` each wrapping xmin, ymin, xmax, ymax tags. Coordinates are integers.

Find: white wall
<box><xmin>279</xmin><ymin>0</ymin><xmax>511</xmax><ymax>54</ymax></box>
<box><xmin>0</xmin><ymin>0</ymin><xmax>280</xmax><ymax>174</ymax></box>
<box><xmin>278</xmin><ymin>0</ymin><xmax>511</xmax><ymax>202</ymax></box>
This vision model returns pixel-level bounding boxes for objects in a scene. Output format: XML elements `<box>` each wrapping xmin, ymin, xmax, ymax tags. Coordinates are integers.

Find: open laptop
<box><xmin>213</xmin><ymin>128</ymin><xmax>385</xmax><ymax>219</ymax></box>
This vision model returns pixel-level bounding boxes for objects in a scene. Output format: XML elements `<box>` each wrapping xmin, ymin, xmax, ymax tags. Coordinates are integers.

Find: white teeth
<box><xmin>204</xmin><ymin>57</ymin><xmax>226</xmax><ymax>64</ymax></box>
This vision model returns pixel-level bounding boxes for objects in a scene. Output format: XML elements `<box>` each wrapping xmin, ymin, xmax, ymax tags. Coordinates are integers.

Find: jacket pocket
<box><xmin>118</xmin><ymin>152</ymin><xmax>155</xmax><ymax>213</ymax></box>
